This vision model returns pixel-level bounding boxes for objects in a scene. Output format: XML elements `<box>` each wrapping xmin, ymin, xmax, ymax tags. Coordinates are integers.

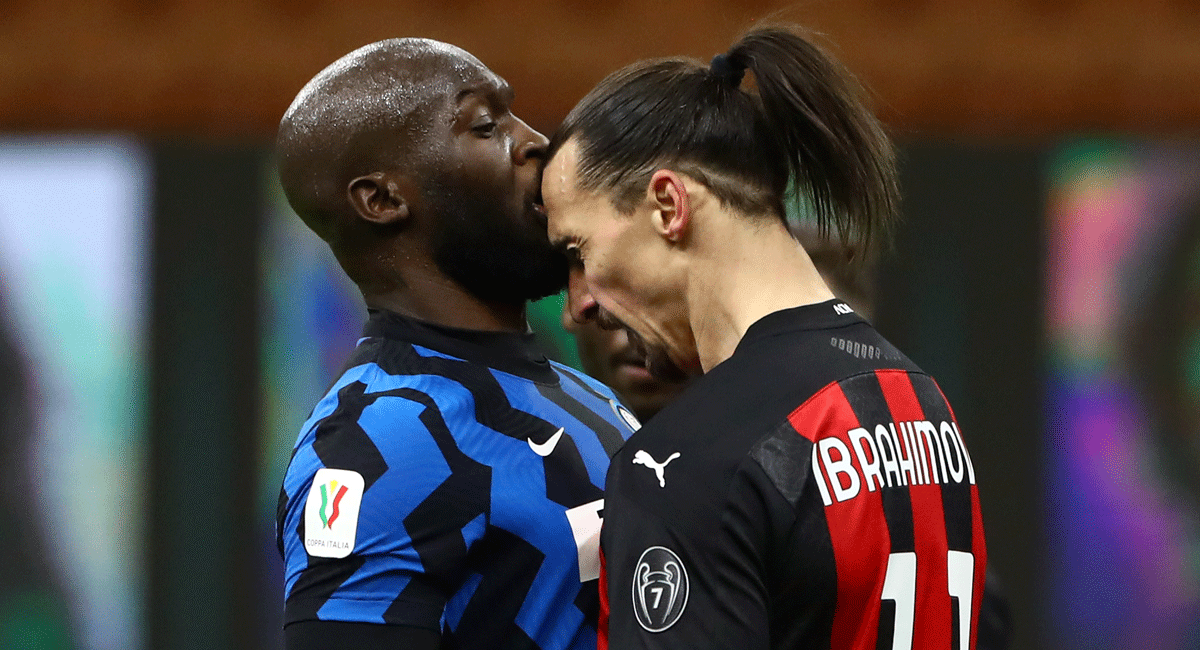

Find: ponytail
<box><xmin>727</xmin><ymin>26</ymin><xmax>898</xmax><ymax>256</ymax></box>
<box><xmin>549</xmin><ymin>24</ymin><xmax>900</xmax><ymax>257</ymax></box>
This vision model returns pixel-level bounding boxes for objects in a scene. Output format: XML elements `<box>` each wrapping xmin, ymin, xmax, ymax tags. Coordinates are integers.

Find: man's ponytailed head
<box><xmin>548</xmin><ymin>25</ymin><xmax>901</xmax><ymax>258</ymax></box>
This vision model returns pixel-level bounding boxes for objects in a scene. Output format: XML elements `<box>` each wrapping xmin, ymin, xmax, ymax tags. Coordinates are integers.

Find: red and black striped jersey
<box><xmin>599</xmin><ymin>300</ymin><xmax>987</xmax><ymax>650</ymax></box>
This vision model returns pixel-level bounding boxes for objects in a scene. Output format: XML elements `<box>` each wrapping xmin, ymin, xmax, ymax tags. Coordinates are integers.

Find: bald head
<box><xmin>276</xmin><ymin>38</ymin><xmax>491</xmax><ymax>242</ymax></box>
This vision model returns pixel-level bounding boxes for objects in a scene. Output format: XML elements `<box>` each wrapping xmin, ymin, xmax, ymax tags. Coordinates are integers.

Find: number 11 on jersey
<box><xmin>880</xmin><ymin>551</ymin><xmax>975</xmax><ymax>650</ymax></box>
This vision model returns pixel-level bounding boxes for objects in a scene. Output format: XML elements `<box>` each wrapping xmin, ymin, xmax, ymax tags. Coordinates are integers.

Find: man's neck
<box><xmin>362</xmin><ymin>269</ymin><xmax>528</xmax><ymax>333</ymax></box>
<box><xmin>686</xmin><ymin>213</ymin><xmax>834</xmax><ymax>373</ymax></box>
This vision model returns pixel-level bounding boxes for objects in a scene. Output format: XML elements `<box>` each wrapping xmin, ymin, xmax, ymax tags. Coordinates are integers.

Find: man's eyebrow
<box><xmin>454</xmin><ymin>86</ymin><xmax>482</xmax><ymax>103</ymax></box>
<box><xmin>497</xmin><ymin>82</ymin><xmax>514</xmax><ymax>106</ymax></box>
<box><xmin>455</xmin><ymin>81</ymin><xmax>513</xmax><ymax>108</ymax></box>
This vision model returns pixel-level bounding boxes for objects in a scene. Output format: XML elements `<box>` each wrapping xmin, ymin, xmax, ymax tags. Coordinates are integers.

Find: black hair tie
<box><xmin>709</xmin><ymin>53</ymin><xmax>746</xmax><ymax>87</ymax></box>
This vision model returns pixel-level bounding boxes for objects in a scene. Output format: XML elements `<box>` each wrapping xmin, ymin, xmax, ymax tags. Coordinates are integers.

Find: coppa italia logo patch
<box><xmin>318</xmin><ymin>480</ymin><xmax>348</xmax><ymax>528</ymax></box>
<box><xmin>304</xmin><ymin>468</ymin><xmax>364</xmax><ymax>559</ymax></box>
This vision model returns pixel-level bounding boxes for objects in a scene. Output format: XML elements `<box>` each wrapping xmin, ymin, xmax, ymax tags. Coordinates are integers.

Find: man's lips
<box><xmin>616</xmin><ymin>361</ymin><xmax>654</xmax><ymax>383</ymax></box>
<box><xmin>612</xmin><ymin>346</ymin><xmax>649</xmax><ymax>372</ymax></box>
<box><xmin>528</xmin><ymin>190</ymin><xmax>547</xmax><ymax>226</ymax></box>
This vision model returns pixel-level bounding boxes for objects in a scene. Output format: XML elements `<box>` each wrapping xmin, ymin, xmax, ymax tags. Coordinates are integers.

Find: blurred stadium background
<box><xmin>0</xmin><ymin>1</ymin><xmax>1197</xmax><ymax>649</ymax></box>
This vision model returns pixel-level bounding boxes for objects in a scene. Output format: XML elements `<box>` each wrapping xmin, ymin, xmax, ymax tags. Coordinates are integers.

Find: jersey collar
<box><xmin>362</xmin><ymin>309</ymin><xmax>559</xmax><ymax>384</ymax></box>
<box><xmin>736</xmin><ymin>299</ymin><xmax>865</xmax><ymax>352</ymax></box>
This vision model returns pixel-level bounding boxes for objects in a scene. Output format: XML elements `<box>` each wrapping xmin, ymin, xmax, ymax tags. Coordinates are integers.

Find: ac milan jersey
<box><xmin>278</xmin><ymin>309</ymin><xmax>639</xmax><ymax>650</ymax></box>
<box><xmin>599</xmin><ymin>300</ymin><xmax>987</xmax><ymax>650</ymax></box>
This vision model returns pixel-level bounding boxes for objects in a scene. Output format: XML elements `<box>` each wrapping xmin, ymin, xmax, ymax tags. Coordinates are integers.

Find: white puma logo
<box><xmin>632</xmin><ymin>450</ymin><xmax>681</xmax><ymax>488</ymax></box>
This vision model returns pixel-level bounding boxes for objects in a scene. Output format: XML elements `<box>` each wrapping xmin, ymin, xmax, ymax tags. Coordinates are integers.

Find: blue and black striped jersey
<box><xmin>278</xmin><ymin>309</ymin><xmax>638</xmax><ymax>650</ymax></box>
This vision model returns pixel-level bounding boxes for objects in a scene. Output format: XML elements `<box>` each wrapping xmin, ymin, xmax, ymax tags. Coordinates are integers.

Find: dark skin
<box><xmin>277</xmin><ymin>40</ymin><xmax>551</xmax><ymax>333</ymax></box>
<box><xmin>275</xmin><ymin>38</ymin><xmax>556</xmax><ymax>650</ymax></box>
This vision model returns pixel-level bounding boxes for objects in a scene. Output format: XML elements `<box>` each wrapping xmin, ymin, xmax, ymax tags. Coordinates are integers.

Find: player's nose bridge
<box><xmin>567</xmin><ymin>267</ymin><xmax>599</xmax><ymax>324</ymax></box>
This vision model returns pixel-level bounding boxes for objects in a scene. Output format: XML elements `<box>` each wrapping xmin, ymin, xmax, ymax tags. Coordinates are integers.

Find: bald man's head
<box><xmin>274</xmin><ymin>38</ymin><xmax>564</xmax><ymax>306</ymax></box>
<box><xmin>276</xmin><ymin>38</ymin><xmax>488</xmax><ymax>242</ymax></box>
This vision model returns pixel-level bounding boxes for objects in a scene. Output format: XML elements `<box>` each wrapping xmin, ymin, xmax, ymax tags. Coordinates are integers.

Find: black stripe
<box><xmin>310</xmin><ymin>381</ymin><xmax>390</xmax><ymax>490</ymax></box>
<box><xmin>387</xmin><ymin>388</ymin><xmax>491</xmax><ymax>599</ymax></box>
<box><xmin>838</xmin><ymin>373</ymin><xmax>916</xmax><ymax>554</ymax></box>
<box><xmin>448</xmin><ymin>526</ymin><xmax>544</xmax><ymax>650</ymax></box>
<box><xmin>541</xmin><ymin>432</ymin><xmax>604</xmax><ymax>508</ymax></box>
<box><xmin>748</xmin><ymin>421</ymin><xmax>816</xmax><ymax>508</ymax></box>
<box><xmin>876</xmin><ymin>600</ymin><xmax>897</xmax><ymax>650</ymax></box>
<box><xmin>574</xmin><ymin>576</ymin><xmax>599</xmax><ymax>631</ymax></box>
<box><xmin>555</xmin><ymin>367</ymin><xmax>610</xmax><ymax>402</ymax></box>
<box><xmin>277</xmin><ymin>441</ymin><xmax>301</xmax><ymax>558</ymax></box>
<box><xmin>536</xmin><ymin>379</ymin><xmax>625</xmax><ymax>459</ymax></box>
<box><xmin>908</xmin><ymin>373</ymin><xmax>974</xmax><ymax>553</ymax></box>
<box><xmin>385</xmin><ymin>576</ymin><xmax>456</xmax><ymax>630</ymax></box>
<box><xmin>285</xmin><ymin>555</ymin><xmax>367</xmax><ymax>624</ymax></box>
<box><xmin>276</xmin><ymin>483</ymin><xmax>290</xmax><ymax>559</ymax></box>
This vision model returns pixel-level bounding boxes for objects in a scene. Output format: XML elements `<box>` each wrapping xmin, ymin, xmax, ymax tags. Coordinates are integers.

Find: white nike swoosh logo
<box><xmin>528</xmin><ymin>427</ymin><xmax>565</xmax><ymax>457</ymax></box>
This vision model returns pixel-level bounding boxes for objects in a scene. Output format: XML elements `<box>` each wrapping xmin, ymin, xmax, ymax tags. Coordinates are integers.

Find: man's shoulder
<box><xmin>287</xmin><ymin>347</ymin><xmax>489</xmax><ymax>472</ymax></box>
<box><xmin>321</xmin><ymin>335</ymin><xmax>517</xmax><ymax>407</ymax></box>
<box><xmin>614</xmin><ymin>324</ymin><xmax>925</xmax><ymax>481</ymax></box>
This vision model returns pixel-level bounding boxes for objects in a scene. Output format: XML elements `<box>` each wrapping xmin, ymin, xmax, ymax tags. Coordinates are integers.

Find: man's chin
<box><xmin>435</xmin><ymin>242</ymin><xmax>567</xmax><ymax>304</ymax></box>
<box><xmin>621</xmin><ymin>328</ymin><xmax>691</xmax><ymax>382</ymax></box>
<box><xmin>645</xmin><ymin>349</ymin><xmax>692</xmax><ymax>383</ymax></box>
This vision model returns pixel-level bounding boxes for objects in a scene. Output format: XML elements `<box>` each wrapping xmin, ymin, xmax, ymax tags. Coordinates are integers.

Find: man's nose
<box><xmin>513</xmin><ymin>118</ymin><xmax>549</xmax><ymax>165</ymax></box>
<box><xmin>566</xmin><ymin>266</ymin><xmax>599</xmax><ymax>324</ymax></box>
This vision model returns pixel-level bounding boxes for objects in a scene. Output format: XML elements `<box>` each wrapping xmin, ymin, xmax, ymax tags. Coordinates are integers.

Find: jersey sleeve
<box><xmin>601</xmin><ymin>450</ymin><xmax>797</xmax><ymax>649</ymax></box>
<box><xmin>279</xmin><ymin>378</ymin><xmax>490</xmax><ymax>631</ymax></box>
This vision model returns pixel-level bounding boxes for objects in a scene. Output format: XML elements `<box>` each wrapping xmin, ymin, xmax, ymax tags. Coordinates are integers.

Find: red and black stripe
<box><xmin>786</xmin><ymin>370</ymin><xmax>985</xmax><ymax>650</ymax></box>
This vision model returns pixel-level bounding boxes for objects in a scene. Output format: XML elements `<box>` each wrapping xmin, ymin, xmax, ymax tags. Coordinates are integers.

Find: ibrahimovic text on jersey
<box><xmin>599</xmin><ymin>300</ymin><xmax>987</xmax><ymax>650</ymax></box>
<box><xmin>278</xmin><ymin>309</ymin><xmax>639</xmax><ymax>649</ymax></box>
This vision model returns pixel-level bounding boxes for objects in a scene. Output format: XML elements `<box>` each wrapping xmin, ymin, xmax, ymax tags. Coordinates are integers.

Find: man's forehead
<box><xmin>545</xmin><ymin>140</ymin><xmax>580</xmax><ymax>198</ymax></box>
<box><xmin>443</xmin><ymin>59</ymin><xmax>501</xmax><ymax>89</ymax></box>
<box><xmin>381</xmin><ymin>42</ymin><xmax>504</xmax><ymax>102</ymax></box>
<box><xmin>544</xmin><ymin>143</ymin><xmax>587</xmax><ymax>242</ymax></box>
<box><xmin>414</xmin><ymin>45</ymin><xmax>503</xmax><ymax>95</ymax></box>
<box><xmin>406</xmin><ymin>39</ymin><xmax>485</xmax><ymax>74</ymax></box>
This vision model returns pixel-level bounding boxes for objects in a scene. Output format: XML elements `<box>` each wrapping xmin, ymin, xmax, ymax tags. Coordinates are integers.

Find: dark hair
<box><xmin>548</xmin><ymin>24</ymin><xmax>900</xmax><ymax>256</ymax></box>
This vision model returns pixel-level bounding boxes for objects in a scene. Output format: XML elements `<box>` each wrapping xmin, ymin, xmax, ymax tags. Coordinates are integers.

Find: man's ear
<box><xmin>347</xmin><ymin>172</ymin><xmax>410</xmax><ymax>226</ymax></box>
<box><xmin>648</xmin><ymin>170</ymin><xmax>690</xmax><ymax>243</ymax></box>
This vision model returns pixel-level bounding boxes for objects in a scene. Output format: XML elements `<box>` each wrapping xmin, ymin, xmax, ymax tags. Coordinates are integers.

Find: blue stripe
<box><xmin>554</xmin><ymin>368</ymin><xmax>632</xmax><ymax>434</ymax></box>
<box><xmin>444</xmin><ymin>572</ymin><xmax>484</xmax><ymax>631</ymax></box>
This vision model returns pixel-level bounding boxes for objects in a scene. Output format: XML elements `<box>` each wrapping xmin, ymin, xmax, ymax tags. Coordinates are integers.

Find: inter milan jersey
<box><xmin>278</xmin><ymin>309</ymin><xmax>639</xmax><ymax>649</ymax></box>
<box><xmin>600</xmin><ymin>300</ymin><xmax>987</xmax><ymax>650</ymax></box>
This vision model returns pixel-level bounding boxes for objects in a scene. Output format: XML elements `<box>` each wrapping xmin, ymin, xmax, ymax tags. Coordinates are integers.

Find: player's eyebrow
<box><xmin>454</xmin><ymin>80</ymin><xmax>513</xmax><ymax>109</ymax></box>
<box><xmin>493</xmin><ymin>81</ymin><xmax>514</xmax><ymax>106</ymax></box>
